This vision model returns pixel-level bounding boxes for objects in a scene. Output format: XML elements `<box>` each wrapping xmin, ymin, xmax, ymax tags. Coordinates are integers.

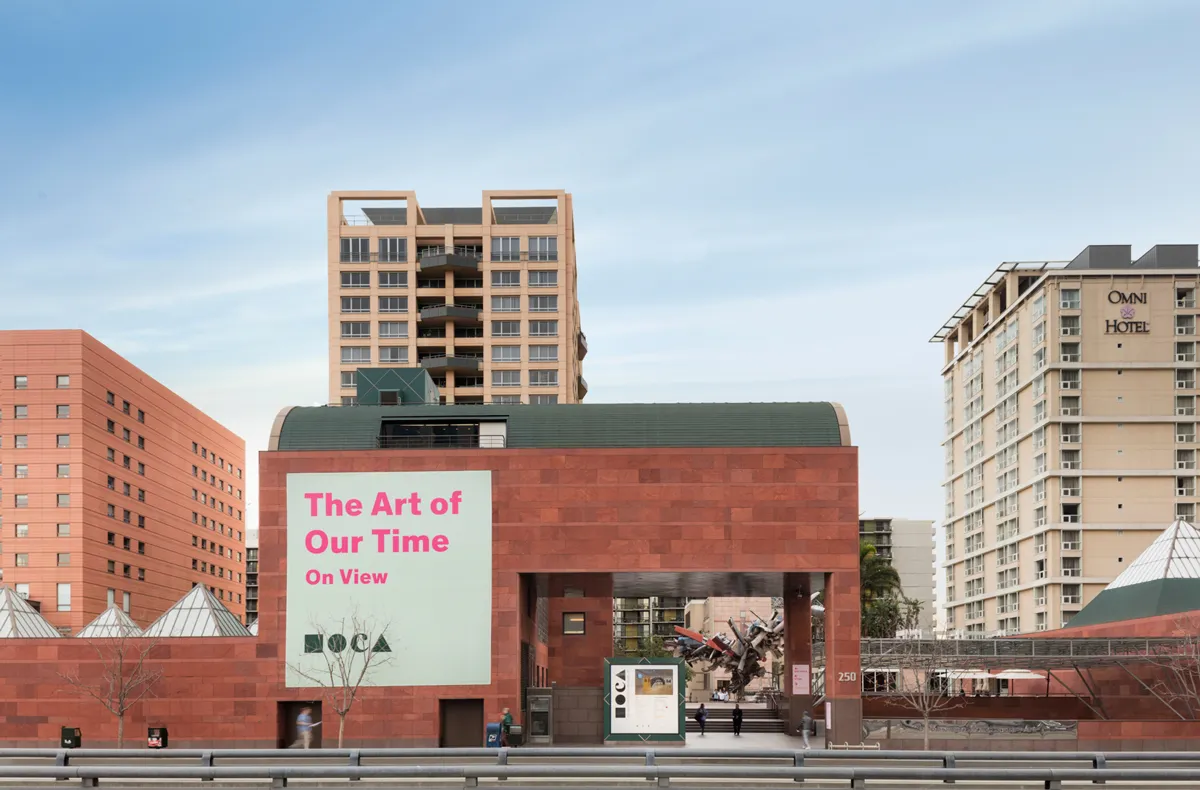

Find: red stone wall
<box><xmin>0</xmin><ymin>444</ymin><xmax>859</xmax><ymax>747</ymax></box>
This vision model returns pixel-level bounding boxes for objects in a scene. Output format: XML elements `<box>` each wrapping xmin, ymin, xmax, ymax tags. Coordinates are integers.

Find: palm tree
<box><xmin>859</xmin><ymin>541</ymin><xmax>901</xmax><ymax>606</ymax></box>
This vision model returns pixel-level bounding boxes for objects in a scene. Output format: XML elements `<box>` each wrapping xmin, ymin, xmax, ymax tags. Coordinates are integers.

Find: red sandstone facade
<box><xmin>0</xmin><ymin>331</ymin><xmax>247</xmax><ymax>631</ymax></box>
<box><xmin>0</xmin><ymin>443</ymin><xmax>862</xmax><ymax>747</ymax></box>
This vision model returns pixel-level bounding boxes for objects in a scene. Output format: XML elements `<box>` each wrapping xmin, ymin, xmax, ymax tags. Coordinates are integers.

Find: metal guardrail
<box><xmin>11</xmin><ymin>748</ymin><xmax>1200</xmax><ymax>787</ymax></box>
<box><xmin>376</xmin><ymin>435</ymin><xmax>505</xmax><ymax>450</ymax></box>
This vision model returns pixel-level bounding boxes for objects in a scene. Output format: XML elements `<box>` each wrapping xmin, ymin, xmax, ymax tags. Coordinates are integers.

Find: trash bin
<box><xmin>507</xmin><ymin>724</ymin><xmax>523</xmax><ymax>748</ymax></box>
<box><xmin>148</xmin><ymin>727</ymin><xmax>168</xmax><ymax>749</ymax></box>
<box><xmin>485</xmin><ymin>721</ymin><xmax>502</xmax><ymax>748</ymax></box>
<box><xmin>60</xmin><ymin>727</ymin><xmax>80</xmax><ymax>749</ymax></box>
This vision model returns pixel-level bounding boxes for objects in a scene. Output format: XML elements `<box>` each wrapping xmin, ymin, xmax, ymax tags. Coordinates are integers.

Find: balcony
<box><xmin>578</xmin><ymin>331</ymin><xmax>588</xmax><ymax>359</ymax></box>
<box><xmin>418</xmin><ymin>247</ymin><xmax>482</xmax><ymax>275</ymax></box>
<box><xmin>339</xmin><ymin>252</ymin><xmax>407</xmax><ymax>264</ymax></box>
<box><xmin>419</xmin><ymin>303</ymin><xmax>482</xmax><ymax>325</ymax></box>
<box><xmin>420</xmin><ymin>354</ymin><xmax>482</xmax><ymax>374</ymax></box>
<box><xmin>578</xmin><ymin>375</ymin><xmax>589</xmax><ymax>398</ymax></box>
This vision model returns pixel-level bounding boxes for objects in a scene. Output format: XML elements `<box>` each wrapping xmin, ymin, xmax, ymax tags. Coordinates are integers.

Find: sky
<box><xmin>3</xmin><ymin>0</ymin><xmax>1200</xmax><ymax>538</ymax></box>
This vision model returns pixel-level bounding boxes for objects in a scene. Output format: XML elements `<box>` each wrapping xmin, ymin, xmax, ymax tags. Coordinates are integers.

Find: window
<box><xmin>492</xmin><ymin>321</ymin><xmax>520</xmax><ymax>337</ymax></box>
<box><xmin>342</xmin><ymin>396</ymin><xmax>359</xmax><ymax>406</ymax></box>
<box><xmin>122</xmin><ymin>428</ymin><xmax>130</xmax><ymax>442</ymax></box>
<box><xmin>341</xmin><ymin>347</ymin><xmax>371</xmax><ymax>364</ymax></box>
<box><xmin>137</xmin><ymin>436</ymin><xmax>144</xmax><ymax>449</ymax></box>
<box><xmin>1060</xmin><ymin>288</ymin><xmax>1080</xmax><ymax>309</ymax></box>
<box><xmin>492</xmin><ymin>270</ymin><xmax>520</xmax><ymax>287</ymax></box>
<box><xmin>340</xmin><ymin>371</ymin><xmax>357</xmax><ymax>390</ymax></box>
<box><xmin>1060</xmin><ymin>315</ymin><xmax>1080</xmax><ymax>336</ymax></box>
<box><xmin>56</xmin><ymin>464</ymin><xmax>69</xmax><ymax>478</ymax></box>
<box><xmin>14</xmin><ymin>405</ymin><xmax>27</xmax><ymax>419</ymax></box>
<box><xmin>1062</xmin><ymin>557</ymin><xmax>1082</xmax><ymax>577</ymax></box>
<box><xmin>529</xmin><ymin>236</ymin><xmax>558</xmax><ymax>261</ymax></box>
<box><xmin>137</xmin><ymin>409</ymin><xmax>144</xmax><ymax>424</ymax></box>
<box><xmin>529</xmin><ymin>270</ymin><xmax>558</xmax><ymax>287</ymax></box>
<box><xmin>138</xmin><ymin>568</ymin><xmax>146</xmax><ymax>581</ymax></box>
<box><xmin>107</xmin><ymin>419</ymin><xmax>115</xmax><ymax>433</ymax></box>
<box><xmin>57</xmin><ymin>553</ymin><xmax>70</xmax><ymax>567</ymax></box>
<box><xmin>378</xmin><ymin>271</ymin><xmax>407</xmax><ymax>288</ymax></box>
<box><xmin>529</xmin><ymin>295</ymin><xmax>558</xmax><ymax>312</ymax></box>
<box><xmin>54</xmin><ymin>523</ymin><xmax>70</xmax><ymax>538</ymax></box>
<box><xmin>108</xmin><ymin>475</ymin><xmax>116</xmax><ymax>489</ymax></box>
<box><xmin>15</xmin><ymin>524</ymin><xmax>28</xmax><ymax>537</ymax></box>
<box><xmin>14</xmin><ymin>553</ymin><xmax>28</xmax><ymax>567</ymax></box>
<box><xmin>15</xmin><ymin>435</ymin><xmax>27</xmax><ymax>448</ymax></box>
<box><xmin>492</xmin><ymin>236</ymin><xmax>520</xmax><ymax>261</ymax></box>
<box><xmin>492</xmin><ymin>370</ymin><xmax>521</xmax><ymax>388</ymax></box>
<box><xmin>379</xmin><ymin>321</ymin><xmax>408</xmax><ymax>339</ymax></box>
<box><xmin>341</xmin><ymin>296</ymin><xmax>370</xmax><ymax>313</ymax></box>
<box><xmin>137</xmin><ymin>489</ymin><xmax>145</xmax><ymax>502</ymax></box>
<box><xmin>137</xmin><ymin>462</ymin><xmax>145</xmax><ymax>476</ymax></box>
<box><xmin>493</xmin><ymin>395</ymin><xmax>521</xmax><ymax>404</ymax></box>
<box><xmin>531</xmin><ymin>394</ymin><xmax>558</xmax><ymax>405</ymax></box>
<box><xmin>340</xmin><ymin>237</ymin><xmax>370</xmax><ymax>263</ymax></box>
<box><xmin>491</xmin><ymin>296</ymin><xmax>520</xmax><ymax>312</ymax></box>
<box><xmin>56</xmin><ymin>434</ymin><xmax>69</xmax><ymax>448</ymax></box>
<box><xmin>341</xmin><ymin>271</ymin><xmax>370</xmax><ymax>288</ymax></box>
<box><xmin>1062</xmin><ymin>530</ymin><xmax>1082</xmax><ymax>551</ymax></box>
<box><xmin>14</xmin><ymin>495</ymin><xmax>27</xmax><ymax>509</ymax></box>
<box><xmin>138</xmin><ymin>515</ymin><xmax>145</xmax><ymax>528</ymax></box>
<box><xmin>563</xmin><ymin>613</ymin><xmax>585</xmax><ymax>635</ymax></box>
<box><xmin>1061</xmin><ymin>342</ymin><xmax>1080</xmax><ymax>363</ymax></box>
<box><xmin>530</xmin><ymin>345</ymin><xmax>558</xmax><ymax>362</ymax></box>
<box><xmin>379</xmin><ymin>296</ymin><xmax>408</xmax><ymax>313</ymax></box>
<box><xmin>123</xmin><ymin>592</ymin><xmax>130</xmax><ymax>613</ymax></box>
<box><xmin>530</xmin><ymin>320</ymin><xmax>558</xmax><ymax>337</ymax></box>
<box><xmin>379</xmin><ymin>237</ymin><xmax>406</xmax><ymax>262</ymax></box>
<box><xmin>138</xmin><ymin>541</ymin><xmax>145</xmax><ymax>555</ymax></box>
<box><xmin>379</xmin><ymin>346</ymin><xmax>408</xmax><ymax>364</ymax></box>
<box><xmin>14</xmin><ymin>584</ymin><xmax>29</xmax><ymax>599</ymax></box>
<box><xmin>13</xmin><ymin>376</ymin><xmax>27</xmax><ymax>390</ymax></box>
<box><xmin>492</xmin><ymin>346</ymin><xmax>520</xmax><ymax>362</ymax></box>
<box><xmin>13</xmin><ymin>464</ymin><xmax>27</xmax><ymax>479</ymax></box>
<box><xmin>530</xmin><ymin>370</ymin><xmax>558</xmax><ymax>387</ymax></box>
<box><xmin>123</xmin><ymin>564</ymin><xmax>131</xmax><ymax>578</ymax></box>
<box><xmin>107</xmin><ymin>504</ymin><xmax>116</xmax><ymax>518</ymax></box>
<box><xmin>341</xmin><ymin>321</ymin><xmax>370</xmax><ymax>339</ymax></box>
<box><xmin>107</xmin><ymin>447</ymin><xmax>116</xmax><ymax>461</ymax></box>
<box><xmin>123</xmin><ymin>455</ymin><xmax>130</xmax><ymax>469</ymax></box>
<box><xmin>108</xmin><ymin>392</ymin><xmax>116</xmax><ymax>406</ymax></box>
<box><xmin>123</xmin><ymin>483</ymin><xmax>131</xmax><ymax>496</ymax></box>
<box><xmin>57</xmin><ymin>583</ymin><xmax>71</xmax><ymax>612</ymax></box>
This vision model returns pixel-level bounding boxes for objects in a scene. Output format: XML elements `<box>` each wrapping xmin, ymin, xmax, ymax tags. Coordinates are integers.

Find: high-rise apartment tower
<box><xmin>933</xmin><ymin>244</ymin><xmax>1200</xmax><ymax>634</ymax></box>
<box><xmin>0</xmin><ymin>331</ymin><xmax>247</xmax><ymax>632</ymax></box>
<box><xmin>327</xmin><ymin>190</ymin><xmax>586</xmax><ymax>406</ymax></box>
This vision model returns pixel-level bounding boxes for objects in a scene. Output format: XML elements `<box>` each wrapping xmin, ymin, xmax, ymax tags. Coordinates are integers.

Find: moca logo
<box><xmin>612</xmin><ymin>668</ymin><xmax>628</xmax><ymax>719</ymax></box>
<box><xmin>304</xmin><ymin>633</ymin><xmax>392</xmax><ymax>654</ymax></box>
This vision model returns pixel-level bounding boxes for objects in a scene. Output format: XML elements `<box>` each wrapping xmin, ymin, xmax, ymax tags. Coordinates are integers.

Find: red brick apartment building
<box><xmin>0</xmin><ymin>331</ymin><xmax>247</xmax><ymax>632</ymax></box>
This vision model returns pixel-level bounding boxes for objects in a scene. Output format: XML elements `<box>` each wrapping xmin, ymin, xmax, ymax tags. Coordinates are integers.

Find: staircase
<box><xmin>684</xmin><ymin>704</ymin><xmax>787</xmax><ymax>734</ymax></box>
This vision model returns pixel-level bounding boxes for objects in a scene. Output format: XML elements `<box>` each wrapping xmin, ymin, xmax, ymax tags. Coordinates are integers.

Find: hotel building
<box><xmin>0</xmin><ymin>331</ymin><xmax>247</xmax><ymax>632</ymax></box>
<box><xmin>327</xmin><ymin>190</ymin><xmax>586</xmax><ymax>406</ymax></box>
<box><xmin>934</xmin><ymin>244</ymin><xmax>1200</xmax><ymax>634</ymax></box>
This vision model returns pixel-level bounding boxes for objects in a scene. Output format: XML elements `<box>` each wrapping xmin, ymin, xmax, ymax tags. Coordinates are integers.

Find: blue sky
<box><xmin>3</xmin><ymin>0</ymin><xmax>1200</xmax><ymax>531</ymax></box>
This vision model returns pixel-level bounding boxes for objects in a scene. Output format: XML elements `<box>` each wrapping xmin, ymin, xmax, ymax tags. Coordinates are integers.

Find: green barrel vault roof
<box><xmin>272</xmin><ymin>402</ymin><xmax>849</xmax><ymax>451</ymax></box>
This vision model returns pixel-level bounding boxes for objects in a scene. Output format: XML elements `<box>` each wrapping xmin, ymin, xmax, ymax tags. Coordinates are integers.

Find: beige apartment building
<box><xmin>934</xmin><ymin>244</ymin><xmax>1200</xmax><ymax>635</ymax></box>
<box><xmin>327</xmin><ymin>190</ymin><xmax>586</xmax><ymax>406</ymax></box>
<box><xmin>860</xmin><ymin>517</ymin><xmax>936</xmax><ymax>632</ymax></box>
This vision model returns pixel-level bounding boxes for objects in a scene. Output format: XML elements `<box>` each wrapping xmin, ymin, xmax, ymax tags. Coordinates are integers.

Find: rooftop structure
<box><xmin>76</xmin><ymin>604</ymin><xmax>142</xmax><ymax>639</ymax></box>
<box><xmin>270</xmin><ymin>400</ymin><xmax>852</xmax><ymax>452</ymax></box>
<box><xmin>0</xmin><ymin>586</ymin><xmax>61</xmax><ymax>638</ymax></box>
<box><xmin>142</xmin><ymin>585</ymin><xmax>251</xmax><ymax>638</ymax></box>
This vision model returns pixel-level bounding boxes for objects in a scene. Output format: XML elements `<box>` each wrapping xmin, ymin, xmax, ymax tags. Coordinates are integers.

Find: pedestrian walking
<box><xmin>695</xmin><ymin>703</ymin><xmax>708</xmax><ymax>736</ymax></box>
<box><xmin>732</xmin><ymin>704</ymin><xmax>744</xmax><ymax>736</ymax></box>
<box><xmin>800</xmin><ymin>709</ymin><xmax>812</xmax><ymax>749</ymax></box>
<box><xmin>292</xmin><ymin>707</ymin><xmax>316</xmax><ymax>749</ymax></box>
<box><xmin>500</xmin><ymin>707</ymin><xmax>513</xmax><ymax>747</ymax></box>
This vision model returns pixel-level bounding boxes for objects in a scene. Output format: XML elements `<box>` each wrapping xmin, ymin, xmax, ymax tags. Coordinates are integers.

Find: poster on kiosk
<box><xmin>602</xmin><ymin>657</ymin><xmax>686</xmax><ymax>742</ymax></box>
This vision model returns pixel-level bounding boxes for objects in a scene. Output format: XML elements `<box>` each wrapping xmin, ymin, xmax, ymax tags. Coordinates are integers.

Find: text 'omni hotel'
<box><xmin>933</xmin><ymin>244</ymin><xmax>1200</xmax><ymax>635</ymax></box>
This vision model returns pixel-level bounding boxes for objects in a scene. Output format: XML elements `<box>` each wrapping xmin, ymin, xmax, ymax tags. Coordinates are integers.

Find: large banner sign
<box><xmin>603</xmin><ymin>657</ymin><xmax>685</xmax><ymax>742</ymax></box>
<box><xmin>284</xmin><ymin>471</ymin><xmax>492</xmax><ymax>688</ymax></box>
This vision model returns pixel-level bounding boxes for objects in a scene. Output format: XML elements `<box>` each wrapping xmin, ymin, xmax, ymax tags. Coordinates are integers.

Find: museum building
<box><xmin>0</xmin><ymin>396</ymin><xmax>862</xmax><ymax>747</ymax></box>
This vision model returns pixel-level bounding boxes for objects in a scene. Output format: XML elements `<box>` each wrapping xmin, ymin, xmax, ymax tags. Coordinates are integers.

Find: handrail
<box><xmin>6</xmin><ymin>751</ymin><xmax>1200</xmax><ymax>789</ymax></box>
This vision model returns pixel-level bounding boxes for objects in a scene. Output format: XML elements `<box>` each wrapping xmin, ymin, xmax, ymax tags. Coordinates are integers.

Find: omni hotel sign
<box><xmin>1105</xmin><ymin>290</ymin><xmax>1150</xmax><ymax>334</ymax></box>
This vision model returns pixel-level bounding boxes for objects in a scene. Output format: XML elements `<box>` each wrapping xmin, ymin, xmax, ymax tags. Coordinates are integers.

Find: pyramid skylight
<box><xmin>248</xmin><ymin>620</ymin><xmax>259</xmax><ymax>636</ymax></box>
<box><xmin>142</xmin><ymin>585</ymin><xmax>252</xmax><ymax>638</ymax></box>
<box><xmin>77</xmin><ymin>605</ymin><xmax>142</xmax><ymax>639</ymax></box>
<box><xmin>0</xmin><ymin>586</ymin><xmax>62</xmax><ymax>638</ymax></box>
<box><xmin>1107</xmin><ymin>520</ymin><xmax>1200</xmax><ymax>589</ymax></box>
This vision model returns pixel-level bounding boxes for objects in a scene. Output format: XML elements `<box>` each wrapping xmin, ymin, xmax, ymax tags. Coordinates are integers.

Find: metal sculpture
<box><xmin>667</xmin><ymin>609</ymin><xmax>785</xmax><ymax>697</ymax></box>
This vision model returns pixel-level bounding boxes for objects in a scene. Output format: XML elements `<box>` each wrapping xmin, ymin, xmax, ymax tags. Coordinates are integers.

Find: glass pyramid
<box><xmin>1107</xmin><ymin>520</ymin><xmax>1200</xmax><ymax>589</ymax></box>
<box><xmin>77</xmin><ymin>605</ymin><xmax>143</xmax><ymax>638</ymax></box>
<box><xmin>248</xmin><ymin>620</ymin><xmax>259</xmax><ymax>636</ymax></box>
<box><xmin>142</xmin><ymin>585</ymin><xmax>252</xmax><ymax>638</ymax></box>
<box><xmin>0</xmin><ymin>586</ymin><xmax>62</xmax><ymax>638</ymax></box>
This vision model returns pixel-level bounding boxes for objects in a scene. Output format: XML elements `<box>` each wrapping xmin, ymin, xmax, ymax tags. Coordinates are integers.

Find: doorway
<box><xmin>439</xmin><ymin>699</ymin><xmax>484</xmax><ymax>747</ymax></box>
<box><xmin>278</xmin><ymin>701</ymin><xmax>323</xmax><ymax>749</ymax></box>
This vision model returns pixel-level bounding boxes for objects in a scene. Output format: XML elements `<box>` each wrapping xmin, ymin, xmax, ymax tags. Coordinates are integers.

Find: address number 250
<box><xmin>837</xmin><ymin>672</ymin><xmax>857</xmax><ymax>683</ymax></box>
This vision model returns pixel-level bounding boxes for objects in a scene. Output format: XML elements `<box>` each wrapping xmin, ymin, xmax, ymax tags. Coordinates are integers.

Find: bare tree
<box><xmin>1142</xmin><ymin>614</ymin><xmax>1200</xmax><ymax>719</ymax></box>
<box><xmin>888</xmin><ymin>638</ymin><xmax>964</xmax><ymax>749</ymax></box>
<box><xmin>58</xmin><ymin>631</ymin><xmax>162</xmax><ymax>748</ymax></box>
<box><xmin>287</xmin><ymin>614</ymin><xmax>393</xmax><ymax>747</ymax></box>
